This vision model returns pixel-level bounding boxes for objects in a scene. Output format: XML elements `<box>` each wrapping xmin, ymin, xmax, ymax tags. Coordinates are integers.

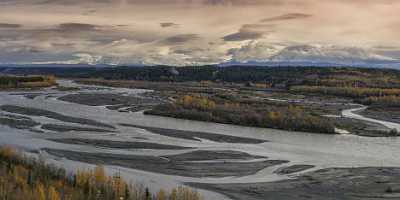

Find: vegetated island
<box><xmin>0</xmin><ymin>75</ymin><xmax>57</xmax><ymax>90</ymax></box>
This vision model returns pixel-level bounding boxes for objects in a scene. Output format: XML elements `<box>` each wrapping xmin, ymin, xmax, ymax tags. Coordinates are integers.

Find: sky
<box><xmin>0</xmin><ymin>0</ymin><xmax>400</xmax><ymax>66</ymax></box>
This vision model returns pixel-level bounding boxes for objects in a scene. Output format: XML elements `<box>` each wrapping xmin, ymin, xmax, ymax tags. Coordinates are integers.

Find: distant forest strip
<box><xmin>290</xmin><ymin>86</ymin><xmax>400</xmax><ymax>98</ymax></box>
<box><xmin>3</xmin><ymin>66</ymin><xmax>400</xmax><ymax>88</ymax></box>
<box><xmin>357</xmin><ymin>95</ymin><xmax>400</xmax><ymax>108</ymax></box>
<box><xmin>0</xmin><ymin>146</ymin><xmax>202</xmax><ymax>200</ymax></box>
<box><xmin>0</xmin><ymin>75</ymin><xmax>56</xmax><ymax>89</ymax></box>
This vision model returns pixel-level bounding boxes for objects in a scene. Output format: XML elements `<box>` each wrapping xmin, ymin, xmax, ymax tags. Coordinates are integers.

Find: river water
<box><xmin>0</xmin><ymin>80</ymin><xmax>400</xmax><ymax>200</ymax></box>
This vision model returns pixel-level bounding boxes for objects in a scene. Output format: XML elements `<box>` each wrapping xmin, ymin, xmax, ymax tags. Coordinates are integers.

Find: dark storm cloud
<box><xmin>223</xmin><ymin>30</ymin><xmax>264</xmax><ymax>41</ymax></box>
<box><xmin>261</xmin><ymin>13</ymin><xmax>312</xmax><ymax>22</ymax></box>
<box><xmin>34</xmin><ymin>0</ymin><xmax>113</xmax><ymax>5</ymax></box>
<box><xmin>129</xmin><ymin>0</ymin><xmax>272</xmax><ymax>5</ymax></box>
<box><xmin>0</xmin><ymin>22</ymin><xmax>160</xmax><ymax>49</ymax></box>
<box><xmin>0</xmin><ymin>23</ymin><xmax>22</xmax><ymax>28</ymax></box>
<box><xmin>241</xmin><ymin>24</ymin><xmax>276</xmax><ymax>31</ymax></box>
<box><xmin>173</xmin><ymin>47</ymin><xmax>204</xmax><ymax>55</ymax></box>
<box><xmin>203</xmin><ymin>0</ymin><xmax>268</xmax><ymax>5</ymax></box>
<box><xmin>82</xmin><ymin>9</ymin><xmax>97</xmax><ymax>15</ymax></box>
<box><xmin>52</xmin><ymin>23</ymin><xmax>157</xmax><ymax>43</ymax></box>
<box><xmin>223</xmin><ymin>23</ymin><xmax>273</xmax><ymax>42</ymax></box>
<box><xmin>160</xmin><ymin>22</ymin><xmax>179</xmax><ymax>28</ymax></box>
<box><xmin>10</xmin><ymin>0</ymin><xmax>279</xmax><ymax>6</ymax></box>
<box><xmin>162</xmin><ymin>34</ymin><xmax>199</xmax><ymax>45</ymax></box>
<box><xmin>6</xmin><ymin>0</ymin><xmax>398</xmax><ymax>6</ymax></box>
<box><xmin>58</xmin><ymin>23</ymin><xmax>98</xmax><ymax>31</ymax></box>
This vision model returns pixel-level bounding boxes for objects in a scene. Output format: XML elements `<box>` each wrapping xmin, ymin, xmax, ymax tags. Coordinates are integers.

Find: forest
<box><xmin>290</xmin><ymin>86</ymin><xmax>400</xmax><ymax>98</ymax></box>
<box><xmin>4</xmin><ymin>66</ymin><xmax>400</xmax><ymax>97</ymax></box>
<box><xmin>0</xmin><ymin>146</ymin><xmax>202</xmax><ymax>200</ymax></box>
<box><xmin>358</xmin><ymin>95</ymin><xmax>400</xmax><ymax>108</ymax></box>
<box><xmin>3</xmin><ymin>66</ymin><xmax>400</xmax><ymax>87</ymax></box>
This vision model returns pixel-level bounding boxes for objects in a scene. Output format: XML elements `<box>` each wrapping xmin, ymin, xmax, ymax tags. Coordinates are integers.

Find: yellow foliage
<box><xmin>178</xmin><ymin>95</ymin><xmax>216</xmax><ymax>111</ymax></box>
<box><xmin>94</xmin><ymin>165</ymin><xmax>106</xmax><ymax>185</ymax></box>
<box><xmin>112</xmin><ymin>173</ymin><xmax>125</xmax><ymax>198</ymax></box>
<box><xmin>0</xmin><ymin>146</ymin><xmax>15</xmax><ymax>158</ymax></box>
<box><xmin>35</xmin><ymin>183</ymin><xmax>46</xmax><ymax>200</ymax></box>
<box><xmin>156</xmin><ymin>189</ymin><xmax>167</xmax><ymax>200</ymax></box>
<box><xmin>267</xmin><ymin>111</ymin><xmax>280</xmax><ymax>121</ymax></box>
<box><xmin>169</xmin><ymin>188</ymin><xmax>177</xmax><ymax>200</ymax></box>
<box><xmin>75</xmin><ymin>169</ymin><xmax>93</xmax><ymax>188</ymax></box>
<box><xmin>0</xmin><ymin>146</ymin><xmax>204</xmax><ymax>200</ymax></box>
<box><xmin>181</xmin><ymin>95</ymin><xmax>194</xmax><ymax>107</ymax></box>
<box><xmin>48</xmin><ymin>186</ymin><xmax>61</xmax><ymax>200</ymax></box>
<box><xmin>176</xmin><ymin>186</ymin><xmax>202</xmax><ymax>200</ymax></box>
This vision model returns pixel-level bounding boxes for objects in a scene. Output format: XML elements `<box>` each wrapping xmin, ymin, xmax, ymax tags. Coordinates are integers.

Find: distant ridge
<box><xmin>1</xmin><ymin>61</ymin><xmax>400</xmax><ymax>70</ymax></box>
<box><xmin>219</xmin><ymin>60</ymin><xmax>400</xmax><ymax>69</ymax></box>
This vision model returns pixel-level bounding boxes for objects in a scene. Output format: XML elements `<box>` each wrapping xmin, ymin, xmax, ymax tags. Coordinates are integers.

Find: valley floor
<box><xmin>1</xmin><ymin>79</ymin><xmax>400</xmax><ymax>200</ymax></box>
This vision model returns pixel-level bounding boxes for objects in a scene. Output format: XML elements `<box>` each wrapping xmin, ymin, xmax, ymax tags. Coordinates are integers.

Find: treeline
<box><xmin>357</xmin><ymin>96</ymin><xmax>400</xmax><ymax>108</ymax></box>
<box><xmin>3</xmin><ymin>66</ymin><xmax>400</xmax><ymax>88</ymax></box>
<box><xmin>145</xmin><ymin>95</ymin><xmax>335</xmax><ymax>134</ymax></box>
<box><xmin>0</xmin><ymin>146</ymin><xmax>202</xmax><ymax>200</ymax></box>
<box><xmin>0</xmin><ymin>75</ymin><xmax>56</xmax><ymax>89</ymax></box>
<box><xmin>291</xmin><ymin>86</ymin><xmax>400</xmax><ymax>98</ymax></box>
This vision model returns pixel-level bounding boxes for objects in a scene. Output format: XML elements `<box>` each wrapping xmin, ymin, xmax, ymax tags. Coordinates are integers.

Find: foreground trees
<box><xmin>0</xmin><ymin>146</ymin><xmax>202</xmax><ymax>200</ymax></box>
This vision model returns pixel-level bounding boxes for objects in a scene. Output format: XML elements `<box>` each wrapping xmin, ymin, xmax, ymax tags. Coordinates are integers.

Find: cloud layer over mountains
<box><xmin>0</xmin><ymin>0</ymin><xmax>400</xmax><ymax>66</ymax></box>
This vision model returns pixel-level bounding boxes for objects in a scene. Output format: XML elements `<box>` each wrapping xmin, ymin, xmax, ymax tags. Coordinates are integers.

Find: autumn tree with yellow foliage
<box><xmin>0</xmin><ymin>146</ymin><xmax>202</xmax><ymax>200</ymax></box>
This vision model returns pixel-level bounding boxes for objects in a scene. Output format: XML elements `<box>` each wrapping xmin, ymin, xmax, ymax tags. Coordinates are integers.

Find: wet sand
<box><xmin>41</xmin><ymin>124</ymin><xmax>114</xmax><ymax>133</ymax></box>
<box><xmin>49</xmin><ymin>138</ymin><xmax>192</xmax><ymax>150</ymax></box>
<box><xmin>274</xmin><ymin>165</ymin><xmax>315</xmax><ymax>175</ymax></box>
<box><xmin>190</xmin><ymin>167</ymin><xmax>400</xmax><ymax>200</ymax></box>
<box><xmin>0</xmin><ymin>105</ymin><xmax>115</xmax><ymax>129</ymax></box>
<box><xmin>120</xmin><ymin>124</ymin><xmax>268</xmax><ymax>144</ymax></box>
<box><xmin>59</xmin><ymin>93</ymin><xmax>159</xmax><ymax>112</ymax></box>
<box><xmin>0</xmin><ymin>116</ymin><xmax>39</xmax><ymax>130</ymax></box>
<box><xmin>44</xmin><ymin>149</ymin><xmax>287</xmax><ymax>178</ymax></box>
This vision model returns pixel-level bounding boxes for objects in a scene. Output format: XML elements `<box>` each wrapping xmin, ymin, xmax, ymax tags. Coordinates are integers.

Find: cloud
<box><xmin>160</xmin><ymin>22</ymin><xmax>179</xmax><ymax>28</ymax></box>
<box><xmin>228</xmin><ymin>42</ymin><xmax>396</xmax><ymax>64</ymax></box>
<box><xmin>203</xmin><ymin>0</ymin><xmax>265</xmax><ymax>5</ymax></box>
<box><xmin>261</xmin><ymin>13</ymin><xmax>312</xmax><ymax>22</ymax></box>
<box><xmin>0</xmin><ymin>23</ymin><xmax>22</xmax><ymax>28</ymax></box>
<box><xmin>162</xmin><ymin>34</ymin><xmax>199</xmax><ymax>45</ymax></box>
<box><xmin>57</xmin><ymin>23</ymin><xmax>98</xmax><ymax>31</ymax></box>
<box><xmin>223</xmin><ymin>22</ymin><xmax>273</xmax><ymax>42</ymax></box>
<box><xmin>241</xmin><ymin>24</ymin><xmax>276</xmax><ymax>30</ymax></box>
<box><xmin>223</xmin><ymin>31</ymin><xmax>264</xmax><ymax>41</ymax></box>
<box><xmin>223</xmin><ymin>17</ymin><xmax>276</xmax><ymax>42</ymax></box>
<box><xmin>1</xmin><ymin>0</ymin><xmax>400</xmax><ymax>65</ymax></box>
<box><xmin>228</xmin><ymin>41</ymin><xmax>285</xmax><ymax>62</ymax></box>
<box><xmin>82</xmin><ymin>9</ymin><xmax>97</xmax><ymax>15</ymax></box>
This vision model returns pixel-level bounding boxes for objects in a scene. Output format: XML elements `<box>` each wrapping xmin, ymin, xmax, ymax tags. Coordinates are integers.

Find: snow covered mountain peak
<box><xmin>270</xmin><ymin>44</ymin><xmax>395</xmax><ymax>64</ymax></box>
